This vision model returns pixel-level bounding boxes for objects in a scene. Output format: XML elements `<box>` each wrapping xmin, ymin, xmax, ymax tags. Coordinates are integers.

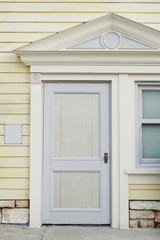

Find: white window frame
<box><xmin>137</xmin><ymin>83</ymin><xmax>160</xmax><ymax>168</ymax></box>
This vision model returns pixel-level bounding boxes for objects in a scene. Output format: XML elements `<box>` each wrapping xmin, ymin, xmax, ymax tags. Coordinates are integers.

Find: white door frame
<box><xmin>29</xmin><ymin>66</ymin><xmax>160</xmax><ymax>228</ymax></box>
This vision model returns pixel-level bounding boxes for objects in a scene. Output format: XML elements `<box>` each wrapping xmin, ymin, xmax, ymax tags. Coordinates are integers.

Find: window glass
<box><xmin>142</xmin><ymin>90</ymin><xmax>160</xmax><ymax>119</ymax></box>
<box><xmin>142</xmin><ymin>124</ymin><xmax>160</xmax><ymax>158</ymax></box>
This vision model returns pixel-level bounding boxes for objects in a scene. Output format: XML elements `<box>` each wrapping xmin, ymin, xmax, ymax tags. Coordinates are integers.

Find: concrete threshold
<box><xmin>0</xmin><ymin>225</ymin><xmax>159</xmax><ymax>240</ymax></box>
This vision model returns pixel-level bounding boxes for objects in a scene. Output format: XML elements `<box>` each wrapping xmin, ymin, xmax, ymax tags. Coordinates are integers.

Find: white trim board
<box><xmin>31</xmin><ymin>66</ymin><xmax>160</xmax><ymax>74</ymax></box>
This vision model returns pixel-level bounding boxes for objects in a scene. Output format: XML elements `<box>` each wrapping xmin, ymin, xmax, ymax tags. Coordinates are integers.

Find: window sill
<box><xmin>125</xmin><ymin>169</ymin><xmax>160</xmax><ymax>175</ymax></box>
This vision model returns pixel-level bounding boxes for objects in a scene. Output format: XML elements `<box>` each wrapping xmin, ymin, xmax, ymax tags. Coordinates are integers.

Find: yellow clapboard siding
<box><xmin>129</xmin><ymin>184</ymin><xmax>160</xmax><ymax>200</ymax></box>
<box><xmin>0</xmin><ymin>73</ymin><xmax>30</xmax><ymax>83</ymax></box>
<box><xmin>0</xmin><ymin>53</ymin><xmax>21</xmax><ymax>63</ymax></box>
<box><xmin>0</xmin><ymin>157</ymin><xmax>29</xmax><ymax>167</ymax></box>
<box><xmin>0</xmin><ymin>3</ymin><xmax>159</xmax><ymax>13</ymax></box>
<box><xmin>0</xmin><ymin>136</ymin><xmax>4</xmax><ymax>144</ymax></box>
<box><xmin>118</xmin><ymin>13</ymin><xmax>160</xmax><ymax>23</ymax></box>
<box><xmin>0</xmin><ymin>43</ymin><xmax>29</xmax><ymax>52</ymax></box>
<box><xmin>0</xmin><ymin>23</ymin><xmax>78</xmax><ymax>33</ymax></box>
<box><xmin>0</xmin><ymin>178</ymin><xmax>29</xmax><ymax>189</ymax></box>
<box><xmin>144</xmin><ymin>23</ymin><xmax>160</xmax><ymax>30</ymax></box>
<box><xmin>0</xmin><ymin>12</ymin><xmax>104</xmax><ymax>22</ymax></box>
<box><xmin>0</xmin><ymin>84</ymin><xmax>30</xmax><ymax>93</ymax></box>
<box><xmin>0</xmin><ymin>94</ymin><xmax>30</xmax><ymax>103</ymax></box>
<box><xmin>0</xmin><ymin>136</ymin><xmax>30</xmax><ymax>145</ymax></box>
<box><xmin>23</xmin><ymin>125</ymin><xmax>30</xmax><ymax>135</ymax></box>
<box><xmin>0</xmin><ymin>124</ymin><xmax>30</xmax><ymax>136</ymax></box>
<box><xmin>0</xmin><ymin>115</ymin><xmax>30</xmax><ymax>124</ymax></box>
<box><xmin>0</xmin><ymin>190</ymin><xmax>29</xmax><ymax>199</ymax></box>
<box><xmin>0</xmin><ymin>125</ymin><xmax>4</xmax><ymax>135</ymax></box>
<box><xmin>129</xmin><ymin>184</ymin><xmax>160</xmax><ymax>190</ymax></box>
<box><xmin>0</xmin><ymin>13</ymin><xmax>160</xmax><ymax>23</ymax></box>
<box><xmin>129</xmin><ymin>190</ymin><xmax>160</xmax><ymax>200</ymax></box>
<box><xmin>0</xmin><ymin>64</ymin><xmax>29</xmax><ymax>73</ymax></box>
<box><xmin>1</xmin><ymin>0</ymin><xmax>160</xmax><ymax>2</ymax></box>
<box><xmin>22</xmin><ymin>136</ymin><xmax>30</xmax><ymax>145</ymax></box>
<box><xmin>0</xmin><ymin>146</ymin><xmax>30</xmax><ymax>157</ymax></box>
<box><xmin>0</xmin><ymin>104</ymin><xmax>30</xmax><ymax>114</ymax></box>
<box><xmin>0</xmin><ymin>33</ymin><xmax>53</xmax><ymax>42</ymax></box>
<box><xmin>0</xmin><ymin>168</ymin><xmax>29</xmax><ymax>178</ymax></box>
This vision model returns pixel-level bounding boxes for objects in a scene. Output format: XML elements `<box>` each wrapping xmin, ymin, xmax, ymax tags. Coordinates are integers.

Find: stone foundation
<box><xmin>0</xmin><ymin>200</ymin><xmax>29</xmax><ymax>224</ymax></box>
<box><xmin>129</xmin><ymin>201</ymin><xmax>160</xmax><ymax>228</ymax></box>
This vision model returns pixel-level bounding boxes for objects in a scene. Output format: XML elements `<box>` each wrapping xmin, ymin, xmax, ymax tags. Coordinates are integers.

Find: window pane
<box><xmin>142</xmin><ymin>124</ymin><xmax>160</xmax><ymax>158</ymax></box>
<box><xmin>142</xmin><ymin>90</ymin><xmax>160</xmax><ymax>119</ymax></box>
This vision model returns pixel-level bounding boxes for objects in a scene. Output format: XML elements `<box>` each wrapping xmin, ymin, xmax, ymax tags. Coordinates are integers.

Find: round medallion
<box><xmin>102</xmin><ymin>31</ymin><xmax>121</xmax><ymax>49</ymax></box>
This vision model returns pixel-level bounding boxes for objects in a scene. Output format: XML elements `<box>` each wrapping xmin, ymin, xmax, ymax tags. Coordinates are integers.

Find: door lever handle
<box><xmin>104</xmin><ymin>153</ymin><xmax>108</xmax><ymax>164</ymax></box>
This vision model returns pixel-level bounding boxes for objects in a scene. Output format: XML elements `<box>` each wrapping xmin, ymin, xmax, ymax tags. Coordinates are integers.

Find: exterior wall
<box><xmin>129</xmin><ymin>201</ymin><xmax>160</xmax><ymax>228</ymax></box>
<box><xmin>0</xmin><ymin>200</ymin><xmax>29</xmax><ymax>224</ymax></box>
<box><xmin>129</xmin><ymin>185</ymin><xmax>160</xmax><ymax>200</ymax></box>
<box><xmin>0</xmin><ymin>0</ymin><xmax>160</xmax><ymax>225</ymax></box>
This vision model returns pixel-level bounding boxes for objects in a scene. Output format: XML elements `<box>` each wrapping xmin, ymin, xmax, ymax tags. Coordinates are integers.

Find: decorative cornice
<box><xmin>16</xmin><ymin>51</ymin><xmax>160</xmax><ymax>66</ymax></box>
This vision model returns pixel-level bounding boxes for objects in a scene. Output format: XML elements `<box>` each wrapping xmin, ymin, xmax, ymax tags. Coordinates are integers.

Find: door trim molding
<box><xmin>29</xmin><ymin>72</ymin><xmax>130</xmax><ymax>228</ymax></box>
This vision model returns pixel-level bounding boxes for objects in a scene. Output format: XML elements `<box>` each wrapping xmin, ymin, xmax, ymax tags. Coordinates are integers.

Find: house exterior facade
<box><xmin>0</xmin><ymin>1</ymin><xmax>160</xmax><ymax>228</ymax></box>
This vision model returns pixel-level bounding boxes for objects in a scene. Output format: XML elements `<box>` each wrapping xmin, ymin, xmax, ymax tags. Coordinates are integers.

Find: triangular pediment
<box><xmin>15</xmin><ymin>13</ymin><xmax>160</xmax><ymax>52</ymax></box>
<box><xmin>68</xmin><ymin>30</ymin><xmax>155</xmax><ymax>50</ymax></box>
<box><xmin>15</xmin><ymin>14</ymin><xmax>160</xmax><ymax>66</ymax></box>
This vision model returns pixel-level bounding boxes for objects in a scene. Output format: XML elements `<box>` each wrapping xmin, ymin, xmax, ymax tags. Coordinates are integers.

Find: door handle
<box><xmin>104</xmin><ymin>153</ymin><xmax>108</xmax><ymax>164</ymax></box>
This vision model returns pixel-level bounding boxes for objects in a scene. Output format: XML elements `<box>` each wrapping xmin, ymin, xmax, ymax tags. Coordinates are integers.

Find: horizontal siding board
<box><xmin>129</xmin><ymin>175</ymin><xmax>160</xmax><ymax>185</ymax></box>
<box><xmin>0</xmin><ymin>73</ymin><xmax>30</xmax><ymax>82</ymax></box>
<box><xmin>0</xmin><ymin>136</ymin><xmax>30</xmax><ymax>145</ymax></box>
<box><xmin>0</xmin><ymin>104</ymin><xmax>30</xmax><ymax>114</ymax></box>
<box><xmin>129</xmin><ymin>184</ymin><xmax>160</xmax><ymax>190</ymax></box>
<box><xmin>0</xmin><ymin>115</ymin><xmax>30</xmax><ymax>124</ymax></box>
<box><xmin>129</xmin><ymin>190</ymin><xmax>160</xmax><ymax>200</ymax></box>
<box><xmin>1</xmin><ymin>23</ymin><xmax>160</xmax><ymax>34</ymax></box>
<box><xmin>0</xmin><ymin>136</ymin><xmax>4</xmax><ymax>144</ymax></box>
<box><xmin>0</xmin><ymin>146</ymin><xmax>30</xmax><ymax>157</ymax></box>
<box><xmin>23</xmin><ymin>125</ymin><xmax>30</xmax><ymax>135</ymax></box>
<box><xmin>0</xmin><ymin>178</ymin><xmax>29</xmax><ymax>189</ymax></box>
<box><xmin>0</xmin><ymin>189</ymin><xmax>29</xmax><ymax>199</ymax></box>
<box><xmin>0</xmin><ymin>157</ymin><xmax>29</xmax><ymax>167</ymax></box>
<box><xmin>0</xmin><ymin>124</ymin><xmax>30</xmax><ymax>136</ymax></box>
<box><xmin>0</xmin><ymin>43</ymin><xmax>28</xmax><ymax>52</ymax></box>
<box><xmin>22</xmin><ymin>136</ymin><xmax>30</xmax><ymax>145</ymax></box>
<box><xmin>0</xmin><ymin>64</ymin><xmax>29</xmax><ymax>73</ymax></box>
<box><xmin>0</xmin><ymin>33</ymin><xmax>53</xmax><ymax>42</ymax></box>
<box><xmin>144</xmin><ymin>23</ymin><xmax>160</xmax><ymax>30</ymax></box>
<box><xmin>129</xmin><ymin>184</ymin><xmax>160</xmax><ymax>200</ymax></box>
<box><xmin>0</xmin><ymin>23</ymin><xmax>78</xmax><ymax>32</ymax></box>
<box><xmin>0</xmin><ymin>12</ymin><xmax>104</xmax><ymax>22</ymax></box>
<box><xmin>0</xmin><ymin>168</ymin><xmax>29</xmax><ymax>177</ymax></box>
<box><xmin>0</xmin><ymin>53</ymin><xmax>21</xmax><ymax>63</ymax></box>
<box><xmin>0</xmin><ymin>94</ymin><xmax>30</xmax><ymax>103</ymax></box>
<box><xmin>0</xmin><ymin>13</ymin><xmax>160</xmax><ymax>23</ymax></box>
<box><xmin>0</xmin><ymin>84</ymin><xmax>30</xmax><ymax>93</ymax></box>
<box><xmin>0</xmin><ymin>3</ymin><xmax>159</xmax><ymax>13</ymax></box>
<box><xmin>0</xmin><ymin>0</ymin><xmax>159</xmax><ymax>2</ymax></box>
<box><xmin>0</xmin><ymin>125</ymin><xmax>4</xmax><ymax>135</ymax></box>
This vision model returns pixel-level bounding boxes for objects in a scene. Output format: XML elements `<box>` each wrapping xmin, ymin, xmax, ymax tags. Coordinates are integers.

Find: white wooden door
<box><xmin>43</xmin><ymin>83</ymin><xmax>110</xmax><ymax>224</ymax></box>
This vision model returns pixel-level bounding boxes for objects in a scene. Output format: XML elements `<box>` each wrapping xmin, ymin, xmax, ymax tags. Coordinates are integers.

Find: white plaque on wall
<box><xmin>5</xmin><ymin>124</ymin><xmax>22</xmax><ymax>144</ymax></box>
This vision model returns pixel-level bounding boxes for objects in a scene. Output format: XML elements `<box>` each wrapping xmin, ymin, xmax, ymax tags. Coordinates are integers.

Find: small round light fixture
<box><xmin>102</xmin><ymin>31</ymin><xmax>121</xmax><ymax>49</ymax></box>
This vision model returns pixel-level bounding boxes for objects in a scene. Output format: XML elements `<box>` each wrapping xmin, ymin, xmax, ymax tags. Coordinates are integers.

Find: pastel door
<box><xmin>43</xmin><ymin>83</ymin><xmax>110</xmax><ymax>224</ymax></box>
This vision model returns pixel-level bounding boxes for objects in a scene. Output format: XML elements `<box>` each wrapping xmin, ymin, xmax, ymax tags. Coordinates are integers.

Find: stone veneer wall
<box><xmin>0</xmin><ymin>200</ymin><xmax>29</xmax><ymax>224</ymax></box>
<box><xmin>129</xmin><ymin>201</ymin><xmax>160</xmax><ymax>228</ymax></box>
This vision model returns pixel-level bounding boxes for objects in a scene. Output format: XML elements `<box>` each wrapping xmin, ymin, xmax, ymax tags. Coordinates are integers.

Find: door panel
<box><xmin>54</xmin><ymin>93</ymin><xmax>99</xmax><ymax>157</ymax></box>
<box><xmin>53</xmin><ymin>172</ymin><xmax>99</xmax><ymax>208</ymax></box>
<box><xmin>43</xmin><ymin>83</ymin><xmax>110</xmax><ymax>224</ymax></box>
